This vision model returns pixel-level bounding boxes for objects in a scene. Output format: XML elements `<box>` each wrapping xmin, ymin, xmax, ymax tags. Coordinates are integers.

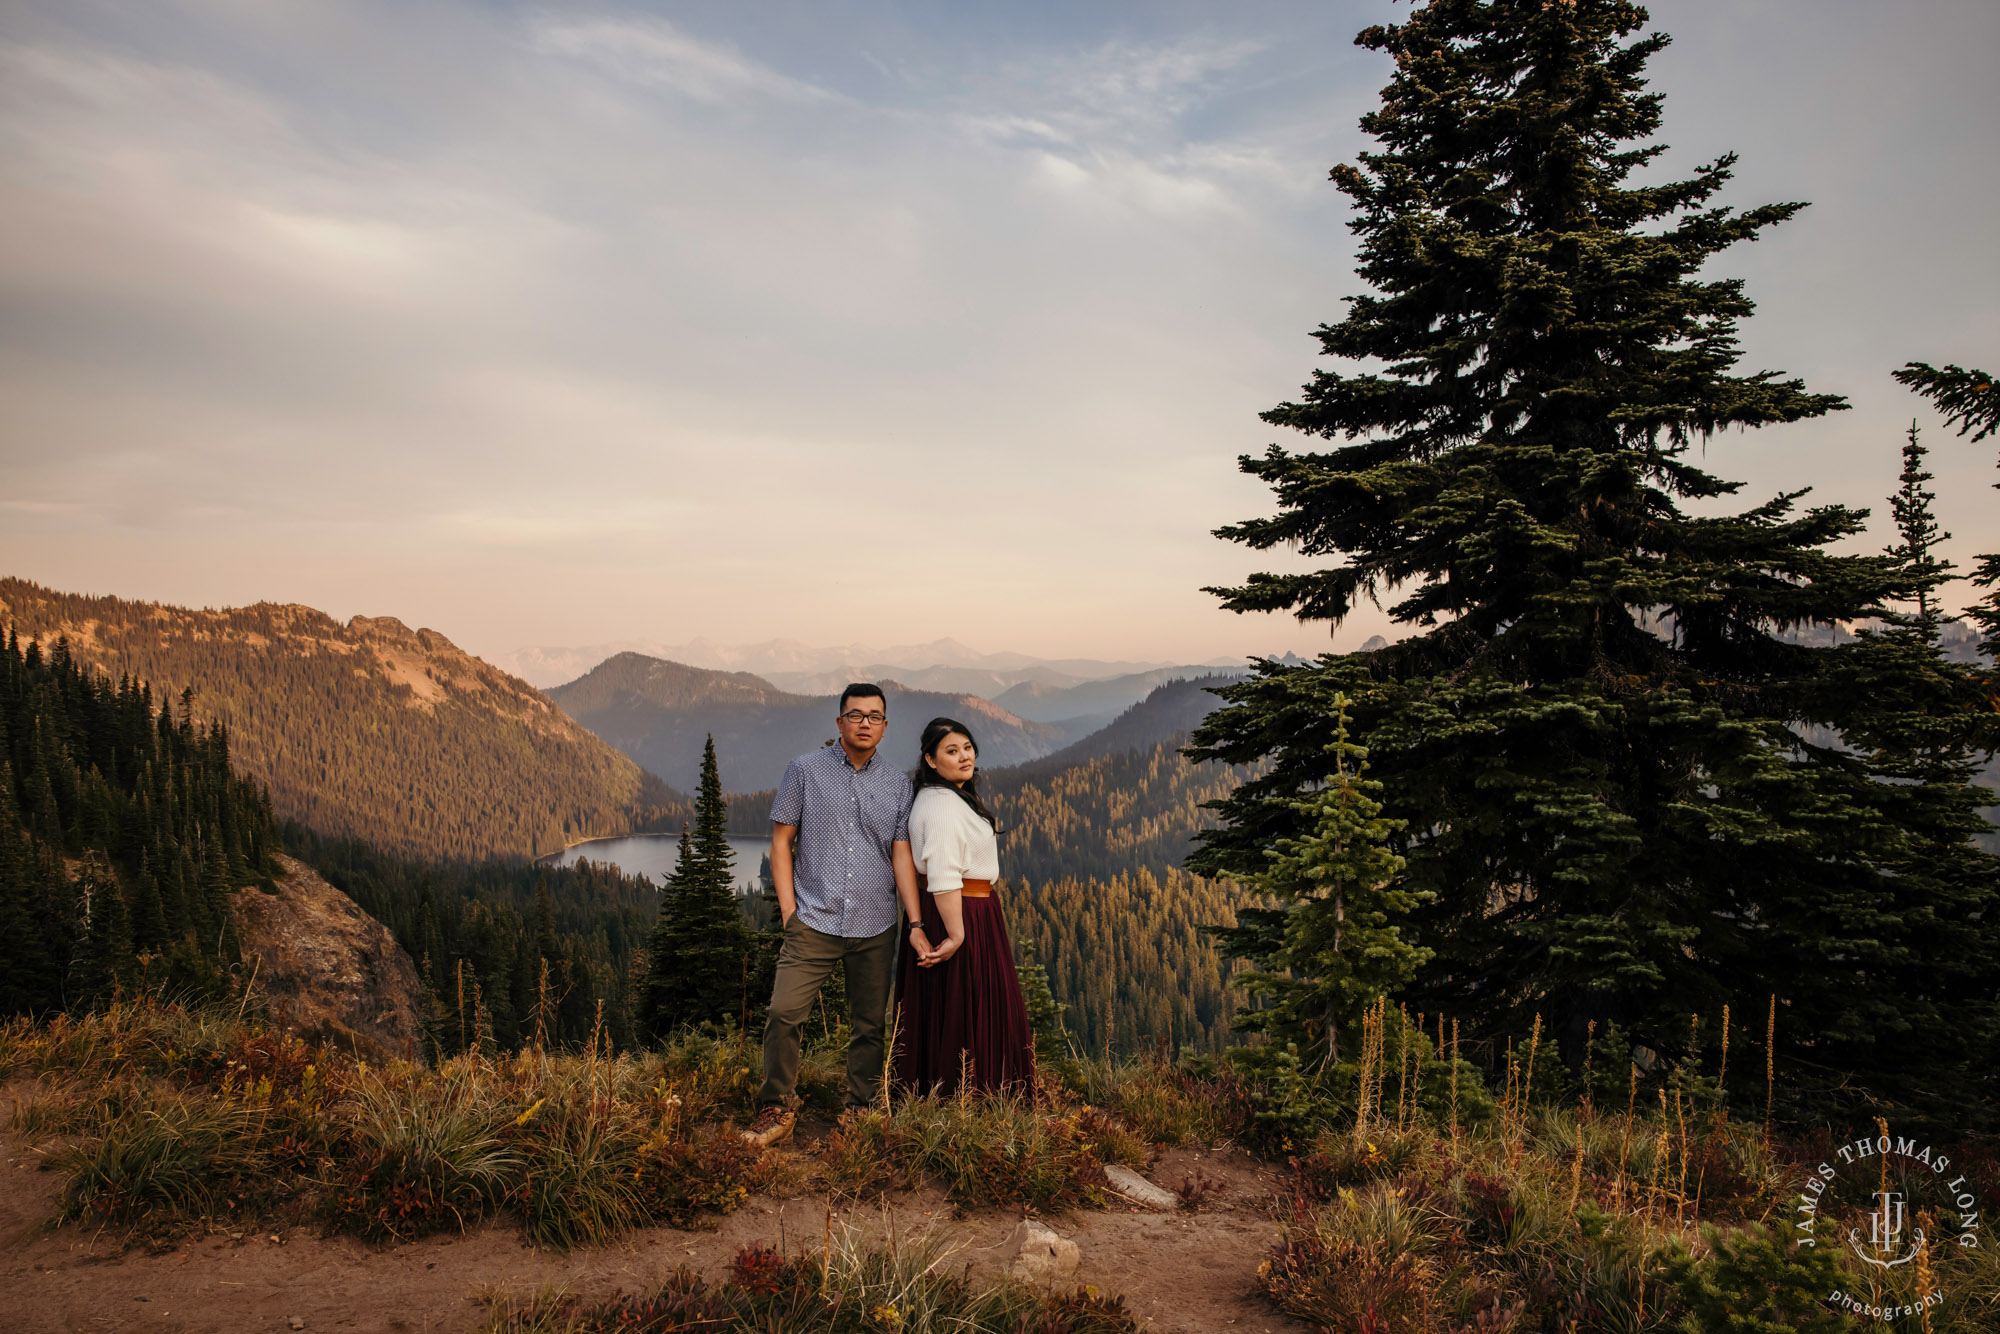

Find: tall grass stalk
<box><xmin>1764</xmin><ymin>993</ymin><xmax>1777</xmax><ymax>1146</ymax></box>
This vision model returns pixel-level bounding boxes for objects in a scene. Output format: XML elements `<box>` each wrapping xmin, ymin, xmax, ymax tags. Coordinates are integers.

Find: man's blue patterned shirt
<box><xmin>771</xmin><ymin>742</ymin><xmax>912</xmax><ymax>938</ymax></box>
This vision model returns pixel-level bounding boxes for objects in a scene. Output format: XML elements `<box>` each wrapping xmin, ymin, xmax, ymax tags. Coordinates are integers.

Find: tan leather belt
<box><xmin>917</xmin><ymin>875</ymin><xmax>995</xmax><ymax>898</ymax></box>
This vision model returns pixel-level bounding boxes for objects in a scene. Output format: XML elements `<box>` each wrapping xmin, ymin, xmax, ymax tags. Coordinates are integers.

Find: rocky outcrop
<box><xmin>234</xmin><ymin>854</ymin><xmax>424</xmax><ymax>1061</ymax></box>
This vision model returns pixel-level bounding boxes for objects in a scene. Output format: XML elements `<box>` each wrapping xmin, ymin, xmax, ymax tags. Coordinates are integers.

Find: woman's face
<box><xmin>925</xmin><ymin>731</ymin><xmax>977</xmax><ymax>785</ymax></box>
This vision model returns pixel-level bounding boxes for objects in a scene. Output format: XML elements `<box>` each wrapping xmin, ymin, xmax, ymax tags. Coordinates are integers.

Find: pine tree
<box><xmin>636</xmin><ymin>737</ymin><xmax>752</xmax><ymax>1039</ymax></box>
<box><xmin>1189</xmin><ymin>0</ymin><xmax>1999</xmax><ymax>1121</ymax></box>
<box><xmin>68</xmin><ymin>854</ymin><xmax>133</xmax><ymax>1009</ymax></box>
<box><xmin>1219</xmin><ymin>695</ymin><xmax>1427</xmax><ymax>1071</ymax></box>
<box><xmin>1895</xmin><ymin>360</ymin><xmax>2000</xmax><ymax>657</ymax></box>
<box><xmin>1883</xmin><ymin>421</ymin><xmax>1954</xmax><ymax>638</ymax></box>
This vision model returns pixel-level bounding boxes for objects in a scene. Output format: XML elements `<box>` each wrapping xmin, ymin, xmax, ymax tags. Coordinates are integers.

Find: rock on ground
<box><xmin>1103</xmin><ymin>1163</ymin><xmax>1180</xmax><ymax>1211</ymax></box>
<box><xmin>1004</xmin><ymin>1219</ymin><xmax>1080</xmax><ymax>1284</ymax></box>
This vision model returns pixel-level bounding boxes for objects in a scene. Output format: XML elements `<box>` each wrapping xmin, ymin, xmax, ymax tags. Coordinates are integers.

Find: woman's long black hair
<box><xmin>913</xmin><ymin>716</ymin><xmax>1003</xmax><ymax>831</ymax></box>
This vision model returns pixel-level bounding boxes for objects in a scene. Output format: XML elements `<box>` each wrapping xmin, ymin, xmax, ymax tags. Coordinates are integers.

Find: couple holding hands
<box><xmin>741</xmin><ymin>683</ymin><xmax>1034</xmax><ymax>1148</ymax></box>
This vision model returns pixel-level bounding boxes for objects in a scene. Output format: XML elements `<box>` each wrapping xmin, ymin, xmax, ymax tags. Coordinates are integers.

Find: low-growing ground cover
<box><xmin>9</xmin><ymin>999</ymin><xmax>1997</xmax><ymax>1333</ymax></box>
<box><xmin>481</xmin><ymin>1227</ymin><xmax>1142</xmax><ymax>1334</ymax></box>
<box><xmin>0</xmin><ymin>1001</ymin><xmax>1219</xmax><ymax>1248</ymax></box>
<box><xmin>1237</xmin><ymin>1006</ymin><xmax>2000</xmax><ymax>1334</ymax></box>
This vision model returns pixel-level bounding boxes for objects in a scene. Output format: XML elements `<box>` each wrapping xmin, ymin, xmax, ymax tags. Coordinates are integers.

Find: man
<box><xmin>741</xmin><ymin>683</ymin><xmax>917</xmax><ymax>1147</ymax></box>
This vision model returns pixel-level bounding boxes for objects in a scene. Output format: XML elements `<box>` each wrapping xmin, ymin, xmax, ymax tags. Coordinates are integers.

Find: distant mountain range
<box><xmin>0</xmin><ymin>579</ymin><xmax>685</xmax><ymax>861</ymax></box>
<box><xmin>548</xmin><ymin>653</ymin><xmax>1104</xmax><ymax>793</ymax></box>
<box><xmin>1006</xmin><ymin>675</ymin><xmax>1244</xmax><ymax>770</ymax></box>
<box><xmin>0</xmin><ymin>576</ymin><xmax>1278</xmax><ymax>866</ymax></box>
<box><xmin>492</xmin><ymin>635</ymin><xmax>1239</xmax><ymax>693</ymax></box>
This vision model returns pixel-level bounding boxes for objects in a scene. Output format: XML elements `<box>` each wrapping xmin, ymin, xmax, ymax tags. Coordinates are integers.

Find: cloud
<box><xmin>1</xmin><ymin>0</ymin><xmax>1991</xmax><ymax>662</ymax></box>
<box><xmin>528</xmin><ymin>14</ymin><xmax>840</xmax><ymax>106</ymax></box>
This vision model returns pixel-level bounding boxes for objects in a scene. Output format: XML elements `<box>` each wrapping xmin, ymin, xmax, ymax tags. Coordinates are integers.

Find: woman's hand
<box><xmin>923</xmin><ymin>934</ymin><xmax>964</xmax><ymax>966</ymax></box>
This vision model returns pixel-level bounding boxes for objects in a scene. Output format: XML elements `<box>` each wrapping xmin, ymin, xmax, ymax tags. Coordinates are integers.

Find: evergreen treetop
<box><xmin>1882</xmin><ymin>421</ymin><xmax>1954</xmax><ymax>639</ymax></box>
<box><xmin>1894</xmin><ymin>361</ymin><xmax>1999</xmax><ymax>444</ymax></box>
<box><xmin>1895</xmin><ymin>359</ymin><xmax>2000</xmax><ymax>660</ymax></box>
<box><xmin>1209</xmin><ymin>0</ymin><xmax>1866</xmax><ymax>671</ymax></box>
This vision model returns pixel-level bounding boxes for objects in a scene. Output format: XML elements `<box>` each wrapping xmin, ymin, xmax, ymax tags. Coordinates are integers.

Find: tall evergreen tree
<box><xmin>1190</xmin><ymin>0</ymin><xmax>1999</xmax><ymax>1122</ymax></box>
<box><xmin>1219</xmin><ymin>695</ymin><xmax>1426</xmax><ymax>1071</ymax></box>
<box><xmin>1882</xmin><ymin>421</ymin><xmax>1954</xmax><ymax>638</ymax></box>
<box><xmin>636</xmin><ymin>737</ymin><xmax>752</xmax><ymax>1038</ymax></box>
<box><xmin>1895</xmin><ymin>360</ymin><xmax>2000</xmax><ymax>657</ymax></box>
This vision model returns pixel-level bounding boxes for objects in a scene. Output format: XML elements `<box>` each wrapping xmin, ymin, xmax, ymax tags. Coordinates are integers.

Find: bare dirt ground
<box><xmin>3</xmin><ymin>1109</ymin><xmax>1316</xmax><ymax>1334</ymax></box>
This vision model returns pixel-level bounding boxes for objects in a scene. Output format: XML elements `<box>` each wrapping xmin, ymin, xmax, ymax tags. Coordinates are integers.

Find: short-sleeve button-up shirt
<box><xmin>770</xmin><ymin>743</ymin><xmax>912</xmax><ymax>938</ymax></box>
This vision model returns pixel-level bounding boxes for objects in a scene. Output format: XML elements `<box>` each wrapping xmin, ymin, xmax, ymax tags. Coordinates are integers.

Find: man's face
<box><xmin>836</xmin><ymin>695</ymin><xmax>888</xmax><ymax>753</ymax></box>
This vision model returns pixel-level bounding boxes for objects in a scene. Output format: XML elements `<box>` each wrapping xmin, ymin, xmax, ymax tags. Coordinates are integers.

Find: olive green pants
<box><xmin>757</xmin><ymin>916</ymin><xmax>897</xmax><ymax>1111</ymax></box>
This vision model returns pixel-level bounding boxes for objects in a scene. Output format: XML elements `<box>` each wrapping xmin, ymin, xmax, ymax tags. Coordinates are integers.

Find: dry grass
<box><xmin>1253</xmin><ymin>1015</ymin><xmax>2000</xmax><ymax>1334</ymax></box>
<box><xmin>5</xmin><ymin>1003</ymin><xmax>784</xmax><ymax>1247</ymax></box>
<box><xmin>479</xmin><ymin>1222</ymin><xmax>1142</xmax><ymax>1333</ymax></box>
<box><xmin>817</xmin><ymin>1085</ymin><xmax>1149</xmax><ymax>1211</ymax></box>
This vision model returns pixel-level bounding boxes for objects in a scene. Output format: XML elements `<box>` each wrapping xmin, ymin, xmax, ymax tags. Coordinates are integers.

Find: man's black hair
<box><xmin>838</xmin><ymin>682</ymin><xmax>886</xmax><ymax>714</ymax></box>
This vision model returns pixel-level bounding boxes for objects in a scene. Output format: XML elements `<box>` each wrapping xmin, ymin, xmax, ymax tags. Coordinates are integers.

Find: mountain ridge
<box><xmin>0</xmin><ymin>578</ymin><xmax>685</xmax><ymax>861</ymax></box>
<box><xmin>496</xmin><ymin>635</ymin><xmax>1231</xmax><ymax>691</ymax></box>
<box><xmin>549</xmin><ymin>652</ymin><xmax>1082</xmax><ymax>792</ymax></box>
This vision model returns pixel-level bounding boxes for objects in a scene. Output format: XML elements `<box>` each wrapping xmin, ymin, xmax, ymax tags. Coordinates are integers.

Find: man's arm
<box><xmin>892</xmin><ymin>839</ymin><xmax>931</xmax><ymax>959</ymax></box>
<box><xmin>772</xmin><ymin>823</ymin><xmax>799</xmax><ymax>922</ymax></box>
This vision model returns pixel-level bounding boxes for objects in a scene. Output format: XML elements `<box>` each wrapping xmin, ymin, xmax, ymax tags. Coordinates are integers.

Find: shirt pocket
<box><xmin>858</xmin><ymin>784</ymin><xmax>905</xmax><ymax>845</ymax></box>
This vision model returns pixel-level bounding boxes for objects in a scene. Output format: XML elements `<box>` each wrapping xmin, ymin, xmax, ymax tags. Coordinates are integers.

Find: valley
<box><xmin>2</xmin><ymin>575</ymin><xmax>1259</xmax><ymax>1059</ymax></box>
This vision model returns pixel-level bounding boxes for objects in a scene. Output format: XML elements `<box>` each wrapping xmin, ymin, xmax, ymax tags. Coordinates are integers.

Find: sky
<box><xmin>2</xmin><ymin>0</ymin><xmax>1995</xmax><ymax>667</ymax></box>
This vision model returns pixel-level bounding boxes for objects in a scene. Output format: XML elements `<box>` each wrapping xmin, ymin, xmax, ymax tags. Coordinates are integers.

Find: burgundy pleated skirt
<box><xmin>891</xmin><ymin>888</ymin><xmax>1034</xmax><ymax>1096</ymax></box>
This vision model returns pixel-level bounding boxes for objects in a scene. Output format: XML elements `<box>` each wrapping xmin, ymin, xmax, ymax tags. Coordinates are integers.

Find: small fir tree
<box><xmin>1220</xmin><ymin>694</ymin><xmax>1428</xmax><ymax>1070</ymax></box>
<box><xmin>636</xmin><ymin>737</ymin><xmax>753</xmax><ymax>1038</ymax></box>
<box><xmin>1895</xmin><ymin>360</ymin><xmax>2000</xmax><ymax>657</ymax></box>
<box><xmin>1665</xmin><ymin>1224</ymin><xmax>1853</xmax><ymax>1334</ymax></box>
<box><xmin>1883</xmin><ymin>421</ymin><xmax>1954</xmax><ymax>638</ymax></box>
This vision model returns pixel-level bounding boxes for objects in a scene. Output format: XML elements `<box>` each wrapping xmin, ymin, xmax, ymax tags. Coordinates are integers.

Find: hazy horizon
<box><xmin>3</xmin><ymin>1</ymin><xmax>1995</xmax><ymax>666</ymax></box>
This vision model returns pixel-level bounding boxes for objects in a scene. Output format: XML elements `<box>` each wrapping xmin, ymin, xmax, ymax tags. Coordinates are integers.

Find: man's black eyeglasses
<box><xmin>838</xmin><ymin>710</ymin><xmax>887</xmax><ymax>725</ymax></box>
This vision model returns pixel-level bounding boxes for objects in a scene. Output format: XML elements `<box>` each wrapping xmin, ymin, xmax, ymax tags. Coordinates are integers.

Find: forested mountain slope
<box><xmin>992</xmin><ymin>667</ymin><xmax>1242</xmax><ymax>724</ymax></box>
<box><xmin>286</xmin><ymin>823</ymin><xmax>661</xmax><ymax>1053</ymax></box>
<box><xmin>983</xmin><ymin>736</ymin><xmax>1248</xmax><ymax>887</ymax></box>
<box><xmin>1015</xmin><ymin>675</ymin><xmax>1240</xmax><ymax>770</ymax></box>
<box><xmin>1</xmin><ymin>629</ymin><xmax>279</xmax><ymax>1015</ymax></box>
<box><xmin>550</xmin><ymin>652</ymin><xmax>1077</xmax><ymax>792</ymax></box>
<box><xmin>1011</xmin><ymin>867</ymin><xmax>1247</xmax><ymax>1057</ymax></box>
<box><xmin>0</xmin><ymin>579</ymin><xmax>684</xmax><ymax>860</ymax></box>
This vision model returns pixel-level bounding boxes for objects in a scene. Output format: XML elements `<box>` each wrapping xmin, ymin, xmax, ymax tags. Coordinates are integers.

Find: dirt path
<box><xmin>4</xmin><ymin>1118</ymin><xmax>1313</xmax><ymax>1334</ymax></box>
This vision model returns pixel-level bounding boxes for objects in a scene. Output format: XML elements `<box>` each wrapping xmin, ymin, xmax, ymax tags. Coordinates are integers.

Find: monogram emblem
<box><xmin>1848</xmin><ymin>1189</ymin><xmax>1925</xmax><ymax>1268</ymax></box>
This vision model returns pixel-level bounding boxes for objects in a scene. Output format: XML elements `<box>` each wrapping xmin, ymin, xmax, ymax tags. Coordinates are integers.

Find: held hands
<box><xmin>908</xmin><ymin>926</ymin><xmax>964</xmax><ymax>967</ymax></box>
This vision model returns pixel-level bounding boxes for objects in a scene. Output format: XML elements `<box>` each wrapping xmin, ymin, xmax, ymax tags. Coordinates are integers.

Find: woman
<box><xmin>891</xmin><ymin>716</ymin><xmax>1035</xmax><ymax>1095</ymax></box>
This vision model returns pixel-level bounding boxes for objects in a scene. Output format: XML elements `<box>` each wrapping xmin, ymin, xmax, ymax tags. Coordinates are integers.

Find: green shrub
<box><xmin>633</xmin><ymin>1126</ymin><xmax>763</xmax><ymax>1227</ymax></box>
<box><xmin>516</xmin><ymin>1103</ymin><xmax>647</xmax><ymax>1249</ymax></box>
<box><xmin>323</xmin><ymin>1071</ymin><xmax>519</xmax><ymax>1240</ymax></box>
<box><xmin>1665</xmin><ymin>1223</ymin><xmax>1854</xmax><ymax>1334</ymax></box>
<box><xmin>53</xmin><ymin>1095</ymin><xmax>259</xmax><ymax>1224</ymax></box>
<box><xmin>886</xmin><ymin>1092</ymin><xmax>1138</xmax><ymax>1212</ymax></box>
<box><xmin>1102</xmin><ymin>1062</ymin><xmax>1247</xmax><ymax>1146</ymax></box>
